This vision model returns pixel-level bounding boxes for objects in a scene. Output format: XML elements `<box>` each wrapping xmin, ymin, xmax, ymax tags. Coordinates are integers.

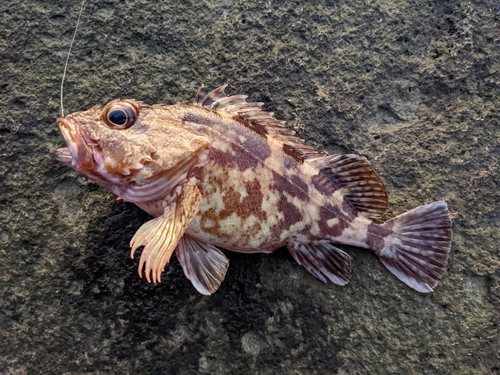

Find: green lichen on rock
<box><xmin>0</xmin><ymin>0</ymin><xmax>498</xmax><ymax>373</ymax></box>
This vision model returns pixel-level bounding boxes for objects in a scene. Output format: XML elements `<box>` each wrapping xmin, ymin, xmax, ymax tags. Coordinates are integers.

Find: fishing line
<box><xmin>61</xmin><ymin>0</ymin><xmax>86</xmax><ymax>117</ymax></box>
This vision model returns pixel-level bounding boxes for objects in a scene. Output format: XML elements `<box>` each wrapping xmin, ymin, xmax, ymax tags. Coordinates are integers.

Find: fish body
<box><xmin>56</xmin><ymin>86</ymin><xmax>452</xmax><ymax>295</ymax></box>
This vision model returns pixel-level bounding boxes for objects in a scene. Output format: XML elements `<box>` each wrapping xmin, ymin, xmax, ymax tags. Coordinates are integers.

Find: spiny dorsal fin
<box><xmin>194</xmin><ymin>85</ymin><xmax>325</xmax><ymax>162</ymax></box>
<box><xmin>308</xmin><ymin>154</ymin><xmax>389</xmax><ymax>221</ymax></box>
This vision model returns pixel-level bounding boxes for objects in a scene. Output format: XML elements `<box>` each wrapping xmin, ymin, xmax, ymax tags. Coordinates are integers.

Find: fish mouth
<box><xmin>54</xmin><ymin>147</ymin><xmax>73</xmax><ymax>166</ymax></box>
<box><xmin>56</xmin><ymin>116</ymin><xmax>94</xmax><ymax>171</ymax></box>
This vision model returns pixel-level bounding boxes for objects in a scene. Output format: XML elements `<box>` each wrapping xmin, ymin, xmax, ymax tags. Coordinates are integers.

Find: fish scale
<box><xmin>56</xmin><ymin>85</ymin><xmax>452</xmax><ymax>295</ymax></box>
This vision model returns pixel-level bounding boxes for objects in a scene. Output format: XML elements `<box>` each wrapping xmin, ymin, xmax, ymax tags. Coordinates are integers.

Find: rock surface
<box><xmin>1</xmin><ymin>0</ymin><xmax>499</xmax><ymax>373</ymax></box>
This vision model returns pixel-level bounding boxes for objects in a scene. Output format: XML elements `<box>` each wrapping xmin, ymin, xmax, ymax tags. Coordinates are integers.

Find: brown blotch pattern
<box><xmin>213</xmin><ymin>180</ymin><xmax>267</xmax><ymax>221</ymax></box>
<box><xmin>237</xmin><ymin>137</ymin><xmax>272</xmax><ymax>168</ymax></box>
<box><xmin>181</xmin><ymin>107</ymin><xmax>223</xmax><ymax>128</ymax></box>
<box><xmin>283</xmin><ymin>155</ymin><xmax>297</xmax><ymax>170</ymax></box>
<box><xmin>270</xmin><ymin>194</ymin><xmax>305</xmax><ymax>240</ymax></box>
<box><xmin>196</xmin><ymin>162</ymin><xmax>267</xmax><ymax>241</ymax></box>
<box><xmin>209</xmin><ymin>147</ymin><xmax>256</xmax><ymax>172</ymax></box>
<box><xmin>242</xmin><ymin>179</ymin><xmax>267</xmax><ymax>220</ymax></box>
<box><xmin>271</xmin><ymin>170</ymin><xmax>310</xmax><ymax>201</ymax></box>
<box><xmin>283</xmin><ymin>143</ymin><xmax>305</xmax><ymax>163</ymax></box>
<box><xmin>268</xmin><ymin>170</ymin><xmax>310</xmax><ymax>240</ymax></box>
<box><xmin>235</xmin><ymin>115</ymin><xmax>269</xmax><ymax>138</ymax></box>
<box><xmin>311</xmin><ymin>172</ymin><xmax>338</xmax><ymax>195</ymax></box>
<box><xmin>290</xmin><ymin>174</ymin><xmax>309</xmax><ymax>194</ymax></box>
<box><xmin>365</xmin><ymin>222</ymin><xmax>393</xmax><ymax>252</ymax></box>
<box><xmin>318</xmin><ymin>204</ymin><xmax>352</xmax><ymax>237</ymax></box>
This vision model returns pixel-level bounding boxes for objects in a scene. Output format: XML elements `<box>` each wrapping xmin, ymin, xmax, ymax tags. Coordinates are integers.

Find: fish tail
<box><xmin>374</xmin><ymin>201</ymin><xmax>452</xmax><ymax>293</ymax></box>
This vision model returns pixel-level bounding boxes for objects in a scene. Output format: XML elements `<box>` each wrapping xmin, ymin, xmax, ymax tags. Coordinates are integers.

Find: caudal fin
<box><xmin>376</xmin><ymin>201</ymin><xmax>452</xmax><ymax>293</ymax></box>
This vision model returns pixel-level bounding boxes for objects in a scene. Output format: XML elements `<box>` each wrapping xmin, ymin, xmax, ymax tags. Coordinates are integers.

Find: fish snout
<box><xmin>56</xmin><ymin>116</ymin><xmax>94</xmax><ymax>171</ymax></box>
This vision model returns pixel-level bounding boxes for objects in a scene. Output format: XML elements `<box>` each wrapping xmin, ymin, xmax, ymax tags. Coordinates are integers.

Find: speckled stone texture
<box><xmin>1</xmin><ymin>0</ymin><xmax>499</xmax><ymax>373</ymax></box>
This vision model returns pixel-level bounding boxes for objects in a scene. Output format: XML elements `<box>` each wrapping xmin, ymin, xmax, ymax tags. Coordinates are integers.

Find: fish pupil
<box><xmin>109</xmin><ymin>110</ymin><xmax>128</xmax><ymax>126</ymax></box>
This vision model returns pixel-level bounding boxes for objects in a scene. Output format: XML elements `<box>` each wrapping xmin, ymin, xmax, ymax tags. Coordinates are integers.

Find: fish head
<box><xmin>55</xmin><ymin>99</ymin><xmax>208</xmax><ymax>201</ymax></box>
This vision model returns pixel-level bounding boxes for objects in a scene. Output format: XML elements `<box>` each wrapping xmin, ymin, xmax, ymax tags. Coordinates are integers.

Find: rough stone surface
<box><xmin>1</xmin><ymin>0</ymin><xmax>499</xmax><ymax>373</ymax></box>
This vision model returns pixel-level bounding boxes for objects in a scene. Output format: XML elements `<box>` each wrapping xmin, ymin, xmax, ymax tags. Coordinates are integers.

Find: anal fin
<box><xmin>287</xmin><ymin>242</ymin><xmax>352</xmax><ymax>286</ymax></box>
<box><xmin>176</xmin><ymin>235</ymin><xmax>229</xmax><ymax>295</ymax></box>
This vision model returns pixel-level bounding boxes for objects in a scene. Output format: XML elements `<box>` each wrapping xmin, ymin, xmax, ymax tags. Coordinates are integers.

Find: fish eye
<box><xmin>102</xmin><ymin>101</ymin><xmax>139</xmax><ymax>129</ymax></box>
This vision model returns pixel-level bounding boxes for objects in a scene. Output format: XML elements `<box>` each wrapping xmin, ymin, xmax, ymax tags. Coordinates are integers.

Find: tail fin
<box><xmin>376</xmin><ymin>201</ymin><xmax>452</xmax><ymax>293</ymax></box>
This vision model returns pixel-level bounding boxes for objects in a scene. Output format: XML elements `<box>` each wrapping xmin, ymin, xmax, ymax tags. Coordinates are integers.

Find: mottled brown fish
<box><xmin>55</xmin><ymin>85</ymin><xmax>452</xmax><ymax>295</ymax></box>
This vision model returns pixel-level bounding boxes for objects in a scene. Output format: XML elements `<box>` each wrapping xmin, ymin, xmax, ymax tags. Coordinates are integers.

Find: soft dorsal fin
<box><xmin>194</xmin><ymin>85</ymin><xmax>325</xmax><ymax>161</ymax></box>
<box><xmin>307</xmin><ymin>154</ymin><xmax>389</xmax><ymax>221</ymax></box>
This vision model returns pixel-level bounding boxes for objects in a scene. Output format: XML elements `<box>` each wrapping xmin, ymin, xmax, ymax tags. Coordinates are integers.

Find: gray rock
<box><xmin>1</xmin><ymin>0</ymin><xmax>498</xmax><ymax>373</ymax></box>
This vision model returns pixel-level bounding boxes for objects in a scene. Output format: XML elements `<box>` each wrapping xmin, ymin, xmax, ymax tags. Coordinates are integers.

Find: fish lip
<box><xmin>56</xmin><ymin>118</ymin><xmax>75</xmax><ymax>147</ymax></box>
<box><xmin>56</xmin><ymin>116</ymin><xmax>94</xmax><ymax>171</ymax></box>
<box><xmin>54</xmin><ymin>147</ymin><xmax>73</xmax><ymax>166</ymax></box>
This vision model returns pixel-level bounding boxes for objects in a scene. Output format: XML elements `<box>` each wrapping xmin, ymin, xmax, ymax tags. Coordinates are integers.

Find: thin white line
<box><xmin>60</xmin><ymin>0</ymin><xmax>86</xmax><ymax>117</ymax></box>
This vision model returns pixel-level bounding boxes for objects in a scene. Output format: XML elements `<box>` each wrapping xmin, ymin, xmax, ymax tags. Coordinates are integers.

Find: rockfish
<box><xmin>55</xmin><ymin>85</ymin><xmax>452</xmax><ymax>295</ymax></box>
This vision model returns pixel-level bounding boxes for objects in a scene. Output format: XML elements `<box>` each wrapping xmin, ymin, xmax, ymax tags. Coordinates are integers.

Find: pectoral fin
<box><xmin>130</xmin><ymin>183</ymin><xmax>202</xmax><ymax>283</ymax></box>
<box><xmin>176</xmin><ymin>235</ymin><xmax>229</xmax><ymax>295</ymax></box>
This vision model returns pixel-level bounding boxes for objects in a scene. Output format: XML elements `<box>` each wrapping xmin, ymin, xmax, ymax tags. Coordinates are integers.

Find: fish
<box><xmin>55</xmin><ymin>85</ymin><xmax>452</xmax><ymax>295</ymax></box>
